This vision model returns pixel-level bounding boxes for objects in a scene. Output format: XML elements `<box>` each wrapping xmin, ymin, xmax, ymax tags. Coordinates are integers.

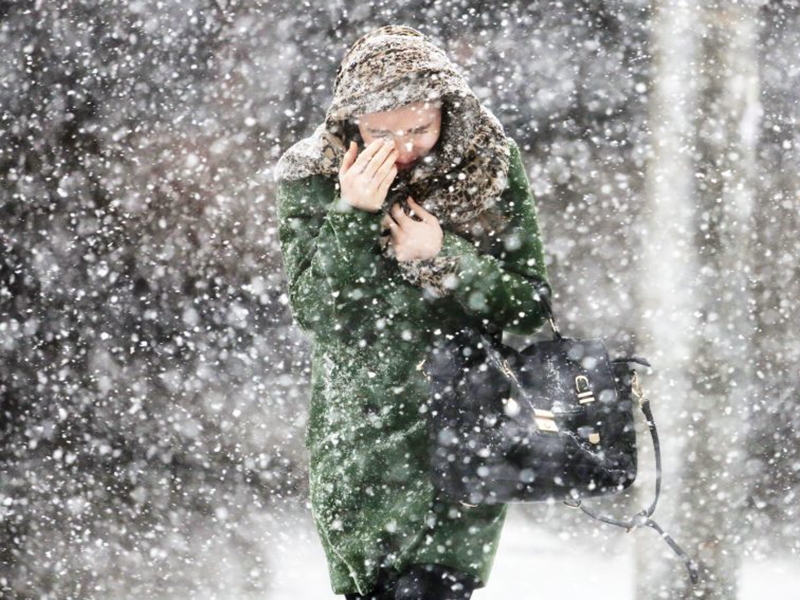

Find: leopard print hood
<box><xmin>275</xmin><ymin>26</ymin><xmax>512</xmax><ymax>295</ymax></box>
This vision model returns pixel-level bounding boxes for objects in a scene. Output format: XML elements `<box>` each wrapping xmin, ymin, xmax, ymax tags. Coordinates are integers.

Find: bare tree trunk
<box><xmin>636</xmin><ymin>0</ymin><xmax>702</xmax><ymax>597</ymax></box>
<box><xmin>747</xmin><ymin>4</ymin><xmax>800</xmax><ymax>543</ymax></box>
<box><xmin>638</xmin><ymin>1</ymin><xmax>760</xmax><ymax>598</ymax></box>
<box><xmin>685</xmin><ymin>2</ymin><xmax>760</xmax><ymax>597</ymax></box>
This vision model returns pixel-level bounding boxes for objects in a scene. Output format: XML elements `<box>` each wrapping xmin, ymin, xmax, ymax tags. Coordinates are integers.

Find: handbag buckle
<box><xmin>533</xmin><ymin>409</ymin><xmax>559</xmax><ymax>433</ymax></box>
<box><xmin>575</xmin><ymin>375</ymin><xmax>595</xmax><ymax>405</ymax></box>
<box><xmin>631</xmin><ymin>371</ymin><xmax>646</xmax><ymax>408</ymax></box>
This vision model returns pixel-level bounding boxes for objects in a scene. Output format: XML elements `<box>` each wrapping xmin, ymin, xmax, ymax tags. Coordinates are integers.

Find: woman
<box><xmin>275</xmin><ymin>26</ymin><xmax>550</xmax><ymax>599</ymax></box>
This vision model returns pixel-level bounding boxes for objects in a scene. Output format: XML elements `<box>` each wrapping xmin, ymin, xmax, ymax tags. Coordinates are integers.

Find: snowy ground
<box><xmin>261</xmin><ymin>503</ymin><xmax>800</xmax><ymax>600</ymax></box>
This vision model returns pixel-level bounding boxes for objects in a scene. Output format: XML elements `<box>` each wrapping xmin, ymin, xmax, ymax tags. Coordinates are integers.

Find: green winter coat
<box><xmin>277</xmin><ymin>139</ymin><xmax>549</xmax><ymax>595</ymax></box>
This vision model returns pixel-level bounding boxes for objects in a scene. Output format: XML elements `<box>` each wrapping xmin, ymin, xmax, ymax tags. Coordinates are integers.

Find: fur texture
<box><xmin>275</xmin><ymin>26</ymin><xmax>512</xmax><ymax>295</ymax></box>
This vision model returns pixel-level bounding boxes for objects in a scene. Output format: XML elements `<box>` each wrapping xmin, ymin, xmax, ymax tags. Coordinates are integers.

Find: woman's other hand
<box><xmin>339</xmin><ymin>139</ymin><xmax>398</xmax><ymax>213</ymax></box>
<box><xmin>386</xmin><ymin>197</ymin><xmax>443</xmax><ymax>262</ymax></box>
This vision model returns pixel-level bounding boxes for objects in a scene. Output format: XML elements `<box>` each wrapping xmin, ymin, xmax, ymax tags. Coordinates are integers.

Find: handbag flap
<box><xmin>514</xmin><ymin>338</ymin><xmax>619</xmax><ymax>414</ymax></box>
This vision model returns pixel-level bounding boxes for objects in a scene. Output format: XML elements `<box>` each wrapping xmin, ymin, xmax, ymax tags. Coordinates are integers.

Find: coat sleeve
<box><xmin>277</xmin><ymin>175</ymin><xmax>422</xmax><ymax>341</ymax></box>
<box><xmin>277</xmin><ymin>140</ymin><xmax>550</xmax><ymax>340</ymax></box>
<box><xmin>430</xmin><ymin>139</ymin><xmax>551</xmax><ymax>335</ymax></box>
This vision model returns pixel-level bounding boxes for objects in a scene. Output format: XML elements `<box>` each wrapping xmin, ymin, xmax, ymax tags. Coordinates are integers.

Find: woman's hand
<box><xmin>385</xmin><ymin>197</ymin><xmax>443</xmax><ymax>262</ymax></box>
<box><xmin>338</xmin><ymin>139</ymin><xmax>398</xmax><ymax>213</ymax></box>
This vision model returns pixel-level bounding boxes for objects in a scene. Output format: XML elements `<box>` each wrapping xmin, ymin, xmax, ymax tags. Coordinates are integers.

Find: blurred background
<box><xmin>1</xmin><ymin>0</ymin><xmax>798</xmax><ymax>598</ymax></box>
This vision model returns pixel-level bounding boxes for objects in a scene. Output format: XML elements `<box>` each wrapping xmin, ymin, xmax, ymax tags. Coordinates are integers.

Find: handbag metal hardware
<box><xmin>548</xmin><ymin>316</ymin><xmax>560</xmax><ymax>337</ymax></box>
<box><xmin>631</xmin><ymin>371</ymin><xmax>646</xmax><ymax>409</ymax></box>
<box><xmin>533</xmin><ymin>408</ymin><xmax>559</xmax><ymax>433</ymax></box>
<box><xmin>575</xmin><ymin>375</ymin><xmax>596</xmax><ymax>404</ymax></box>
<box><xmin>500</xmin><ymin>358</ymin><xmax>517</xmax><ymax>383</ymax></box>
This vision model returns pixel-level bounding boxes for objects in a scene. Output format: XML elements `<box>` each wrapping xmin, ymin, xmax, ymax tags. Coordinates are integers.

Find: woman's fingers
<box><xmin>406</xmin><ymin>196</ymin><xmax>433</xmax><ymax>221</ymax></box>
<box><xmin>363</xmin><ymin>142</ymin><xmax>396</xmax><ymax>179</ymax></box>
<box><xmin>375</xmin><ymin>151</ymin><xmax>398</xmax><ymax>183</ymax></box>
<box><xmin>352</xmin><ymin>139</ymin><xmax>386</xmax><ymax>173</ymax></box>
<box><xmin>377</xmin><ymin>165</ymin><xmax>397</xmax><ymax>199</ymax></box>
<box><xmin>388</xmin><ymin>196</ymin><xmax>443</xmax><ymax>262</ymax></box>
<box><xmin>391</xmin><ymin>202</ymin><xmax>413</xmax><ymax>227</ymax></box>
<box><xmin>338</xmin><ymin>139</ymin><xmax>398</xmax><ymax>213</ymax></box>
<box><xmin>375</xmin><ymin>164</ymin><xmax>397</xmax><ymax>189</ymax></box>
<box><xmin>380</xmin><ymin>213</ymin><xmax>395</xmax><ymax>231</ymax></box>
<box><xmin>339</xmin><ymin>141</ymin><xmax>358</xmax><ymax>175</ymax></box>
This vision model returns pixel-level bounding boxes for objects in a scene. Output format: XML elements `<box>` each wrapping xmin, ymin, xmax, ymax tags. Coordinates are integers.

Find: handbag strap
<box><xmin>564</xmin><ymin>374</ymin><xmax>700</xmax><ymax>584</ymax></box>
<box><xmin>533</xmin><ymin>280</ymin><xmax>563</xmax><ymax>341</ymax></box>
<box><xmin>525</xmin><ymin>277</ymin><xmax>699</xmax><ymax>582</ymax></box>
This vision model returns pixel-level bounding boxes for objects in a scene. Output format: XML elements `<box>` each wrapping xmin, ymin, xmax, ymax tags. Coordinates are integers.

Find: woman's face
<box><xmin>356</xmin><ymin>101</ymin><xmax>442</xmax><ymax>171</ymax></box>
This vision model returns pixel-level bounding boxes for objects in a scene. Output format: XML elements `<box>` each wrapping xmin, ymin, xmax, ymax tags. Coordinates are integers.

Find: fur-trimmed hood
<box><xmin>276</xmin><ymin>25</ymin><xmax>513</xmax><ymax>295</ymax></box>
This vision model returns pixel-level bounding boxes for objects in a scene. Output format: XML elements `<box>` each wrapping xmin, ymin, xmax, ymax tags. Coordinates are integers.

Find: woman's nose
<box><xmin>394</xmin><ymin>139</ymin><xmax>414</xmax><ymax>157</ymax></box>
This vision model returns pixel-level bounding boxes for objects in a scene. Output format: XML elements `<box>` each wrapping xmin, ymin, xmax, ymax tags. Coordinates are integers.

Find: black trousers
<box><xmin>344</xmin><ymin>563</ymin><xmax>477</xmax><ymax>600</ymax></box>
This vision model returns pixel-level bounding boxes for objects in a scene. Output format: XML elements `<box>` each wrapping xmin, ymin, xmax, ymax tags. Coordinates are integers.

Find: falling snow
<box><xmin>1</xmin><ymin>1</ymin><xmax>799</xmax><ymax>599</ymax></box>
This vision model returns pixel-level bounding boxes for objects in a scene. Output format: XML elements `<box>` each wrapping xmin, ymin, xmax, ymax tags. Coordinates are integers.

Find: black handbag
<box><xmin>423</xmin><ymin>283</ymin><xmax>699</xmax><ymax>583</ymax></box>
